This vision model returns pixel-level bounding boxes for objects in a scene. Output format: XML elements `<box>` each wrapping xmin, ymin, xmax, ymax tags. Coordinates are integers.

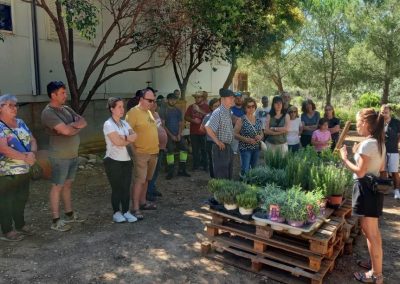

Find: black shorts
<box><xmin>352</xmin><ymin>178</ymin><xmax>384</xmax><ymax>218</ymax></box>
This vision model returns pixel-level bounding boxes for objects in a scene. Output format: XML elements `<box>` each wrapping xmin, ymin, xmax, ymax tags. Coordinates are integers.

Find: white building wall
<box><xmin>0</xmin><ymin>1</ymin><xmax>230</xmax><ymax>102</ymax></box>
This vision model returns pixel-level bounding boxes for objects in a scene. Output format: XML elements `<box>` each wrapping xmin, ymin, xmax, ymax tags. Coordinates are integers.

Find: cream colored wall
<box><xmin>0</xmin><ymin>1</ymin><xmax>230</xmax><ymax>102</ymax></box>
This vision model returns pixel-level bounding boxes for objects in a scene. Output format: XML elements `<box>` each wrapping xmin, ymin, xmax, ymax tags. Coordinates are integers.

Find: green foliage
<box><xmin>310</xmin><ymin>164</ymin><xmax>352</xmax><ymax>196</ymax></box>
<box><xmin>304</xmin><ymin>190</ymin><xmax>324</xmax><ymax>216</ymax></box>
<box><xmin>61</xmin><ymin>0</ymin><xmax>98</xmax><ymax>40</ymax></box>
<box><xmin>264</xmin><ymin>149</ymin><xmax>290</xmax><ymax>170</ymax></box>
<box><xmin>356</xmin><ymin>92</ymin><xmax>381</xmax><ymax>108</ymax></box>
<box><xmin>259</xmin><ymin>184</ymin><xmax>287</xmax><ymax>211</ymax></box>
<box><xmin>236</xmin><ymin>190</ymin><xmax>259</xmax><ymax>209</ymax></box>
<box><xmin>209</xmin><ymin>179</ymin><xmax>248</xmax><ymax>204</ymax></box>
<box><xmin>245</xmin><ymin>166</ymin><xmax>287</xmax><ymax>187</ymax></box>
<box><xmin>280</xmin><ymin>185</ymin><xmax>309</xmax><ymax>222</ymax></box>
<box><xmin>335</xmin><ymin>107</ymin><xmax>357</xmax><ymax>124</ymax></box>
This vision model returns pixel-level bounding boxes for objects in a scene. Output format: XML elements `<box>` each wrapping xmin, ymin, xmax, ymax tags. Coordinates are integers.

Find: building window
<box><xmin>0</xmin><ymin>2</ymin><xmax>12</xmax><ymax>32</ymax></box>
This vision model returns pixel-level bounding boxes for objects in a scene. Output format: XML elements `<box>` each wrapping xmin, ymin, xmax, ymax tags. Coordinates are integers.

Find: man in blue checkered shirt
<box><xmin>205</xmin><ymin>88</ymin><xmax>236</xmax><ymax>179</ymax></box>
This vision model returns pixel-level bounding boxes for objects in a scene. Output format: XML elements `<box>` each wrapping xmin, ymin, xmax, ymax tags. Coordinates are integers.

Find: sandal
<box><xmin>357</xmin><ymin>259</ymin><xmax>372</xmax><ymax>270</ymax></box>
<box><xmin>354</xmin><ymin>271</ymin><xmax>383</xmax><ymax>283</ymax></box>
<box><xmin>140</xmin><ymin>202</ymin><xmax>157</xmax><ymax>210</ymax></box>
<box><xmin>131</xmin><ymin>210</ymin><xmax>144</xmax><ymax>220</ymax></box>
<box><xmin>0</xmin><ymin>231</ymin><xmax>24</xmax><ymax>242</ymax></box>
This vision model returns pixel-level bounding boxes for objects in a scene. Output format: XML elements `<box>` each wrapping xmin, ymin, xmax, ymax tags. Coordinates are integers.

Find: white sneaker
<box><xmin>394</xmin><ymin>189</ymin><xmax>400</xmax><ymax>200</ymax></box>
<box><xmin>123</xmin><ymin>211</ymin><xmax>138</xmax><ymax>223</ymax></box>
<box><xmin>113</xmin><ymin>211</ymin><xmax>126</xmax><ymax>223</ymax></box>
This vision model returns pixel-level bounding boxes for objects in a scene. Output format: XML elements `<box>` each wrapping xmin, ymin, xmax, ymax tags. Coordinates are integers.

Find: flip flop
<box><xmin>140</xmin><ymin>202</ymin><xmax>157</xmax><ymax>210</ymax></box>
<box><xmin>0</xmin><ymin>231</ymin><xmax>24</xmax><ymax>242</ymax></box>
<box><xmin>357</xmin><ymin>259</ymin><xmax>372</xmax><ymax>270</ymax></box>
<box><xmin>131</xmin><ymin>210</ymin><xmax>144</xmax><ymax>220</ymax></box>
<box><xmin>354</xmin><ymin>271</ymin><xmax>383</xmax><ymax>283</ymax></box>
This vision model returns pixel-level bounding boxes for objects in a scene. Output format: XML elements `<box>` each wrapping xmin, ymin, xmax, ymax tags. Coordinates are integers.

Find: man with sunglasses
<box><xmin>125</xmin><ymin>89</ymin><xmax>159</xmax><ymax>219</ymax></box>
<box><xmin>41</xmin><ymin>81</ymin><xmax>87</xmax><ymax>232</ymax></box>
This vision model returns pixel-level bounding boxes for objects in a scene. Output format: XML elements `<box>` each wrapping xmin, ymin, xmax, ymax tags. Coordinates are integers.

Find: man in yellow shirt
<box><xmin>126</xmin><ymin>89</ymin><xmax>159</xmax><ymax>220</ymax></box>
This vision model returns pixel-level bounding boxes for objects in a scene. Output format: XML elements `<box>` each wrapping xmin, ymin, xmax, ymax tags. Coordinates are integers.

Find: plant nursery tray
<box><xmin>252</xmin><ymin>213</ymin><xmax>326</xmax><ymax>235</ymax></box>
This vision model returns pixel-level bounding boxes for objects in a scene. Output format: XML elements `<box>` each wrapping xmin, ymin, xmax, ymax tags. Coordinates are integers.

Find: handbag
<box><xmin>364</xmin><ymin>174</ymin><xmax>393</xmax><ymax>193</ymax></box>
<box><xmin>0</xmin><ymin>119</ymin><xmax>42</xmax><ymax>180</ymax></box>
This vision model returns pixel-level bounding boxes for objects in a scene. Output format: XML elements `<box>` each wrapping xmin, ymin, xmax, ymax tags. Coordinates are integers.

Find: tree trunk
<box><xmin>180</xmin><ymin>78</ymin><xmax>189</xmax><ymax>100</ymax></box>
<box><xmin>382</xmin><ymin>78</ymin><xmax>390</xmax><ymax>104</ymax></box>
<box><xmin>223</xmin><ymin>57</ymin><xmax>238</xmax><ymax>89</ymax></box>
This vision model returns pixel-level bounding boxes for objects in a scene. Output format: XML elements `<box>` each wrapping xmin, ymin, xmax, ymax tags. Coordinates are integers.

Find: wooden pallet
<box><xmin>332</xmin><ymin>199</ymin><xmax>352</xmax><ymax>219</ymax></box>
<box><xmin>205</xmin><ymin>207</ymin><xmax>345</xmax><ymax>256</ymax></box>
<box><xmin>202</xmin><ymin>240</ymin><xmax>345</xmax><ymax>284</ymax></box>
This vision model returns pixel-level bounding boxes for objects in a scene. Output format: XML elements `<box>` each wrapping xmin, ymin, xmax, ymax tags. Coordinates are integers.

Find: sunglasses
<box><xmin>246</xmin><ymin>104</ymin><xmax>256</xmax><ymax>109</ymax></box>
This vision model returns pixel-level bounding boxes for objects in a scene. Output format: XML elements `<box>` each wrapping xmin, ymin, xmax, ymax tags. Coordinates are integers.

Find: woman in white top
<box><xmin>340</xmin><ymin>108</ymin><xmax>385</xmax><ymax>284</ymax></box>
<box><xmin>287</xmin><ymin>106</ymin><xmax>303</xmax><ymax>152</ymax></box>
<box><xmin>103</xmin><ymin>97</ymin><xmax>138</xmax><ymax>223</ymax></box>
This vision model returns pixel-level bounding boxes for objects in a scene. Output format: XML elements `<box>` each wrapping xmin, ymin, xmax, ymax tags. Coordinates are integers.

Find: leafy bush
<box><xmin>356</xmin><ymin>92</ymin><xmax>381</xmax><ymax>108</ymax></box>
<box><xmin>236</xmin><ymin>190</ymin><xmax>259</xmax><ymax>209</ymax></box>
<box><xmin>335</xmin><ymin>107</ymin><xmax>357</xmax><ymax>124</ymax></box>
<box><xmin>245</xmin><ymin>166</ymin><xmax>287</xmax><ymax>187</ymax></box>
<box><xmin>310</xmin><ymin>164</ymin><xmax>352</xmax><ymax>196</ymax></box>
<box><xmin>211</xmin><ymin>179</ymin><xmax>249</xmax><ymax>204</ymax></box>
<box><xmin>259</xmin><ymin>183</ymin><xmax>286</xmax><ymax>211</ymax></box>
<box><xmin>264</xmin><ymin>149</ymin><xmax>290</xmax><ymax>169</ymax></box>
<box><xmin>280</xmin><ymin>185</ymin><xmax>309</xmax><ymax>222</ymax></box>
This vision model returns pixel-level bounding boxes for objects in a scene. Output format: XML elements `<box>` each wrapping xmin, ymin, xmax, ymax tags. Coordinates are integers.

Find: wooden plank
<box><xmin>212</xmin><ymin>233</ymin><xmax>323</xmax><ymax>272</ymax></box>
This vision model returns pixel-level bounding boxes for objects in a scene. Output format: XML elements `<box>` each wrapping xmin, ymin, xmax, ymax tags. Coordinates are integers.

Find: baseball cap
<box><xmin>167</xmin><ymin>93</ymin><xmax>178</xmax><ymax>100</ymax></box>
<box><xmin>219</xmin><ymin>88</ymin><xmax>234</xmax><ymax>97</ymax></box>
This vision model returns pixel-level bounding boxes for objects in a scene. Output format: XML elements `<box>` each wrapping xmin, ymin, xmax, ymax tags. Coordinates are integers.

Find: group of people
<box><xmin>0</xmin><ymin>84</ymin><xmax>398</xmax><ymax>284</ymax></box>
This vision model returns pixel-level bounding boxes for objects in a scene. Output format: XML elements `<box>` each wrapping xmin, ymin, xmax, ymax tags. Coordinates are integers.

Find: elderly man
<box><xmin>205</xmin><ymin>88</ymin><xmax>236</xmax><ymax>179</ymax></box>
<box><xmin>185</xmin><ymin>92</ymin><xmax>210</xmax><ymax>171</ymax></box>
<box><xmin>126</xmin><ymin>88</ymin><xmax>159</xmax><ymax>220</ymax></box>
<box><xmin>281</xmin><ymin>91</ymin><xmax>292</xmax><ymax>114</ymax></box>
<box><xmin>41</xmin><ymin>81</ymin><xmax>87</xmax><ymax>232</ymax></box>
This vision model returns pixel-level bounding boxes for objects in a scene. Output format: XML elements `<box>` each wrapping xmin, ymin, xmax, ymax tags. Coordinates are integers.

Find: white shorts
<box><xmin>385</xmin><ymin>153</ymin><xmax>399</xmax><ymax>173</ymax></box>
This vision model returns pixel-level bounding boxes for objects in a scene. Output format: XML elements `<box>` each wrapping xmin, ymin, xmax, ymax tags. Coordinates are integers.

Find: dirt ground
<box><xmin>1</xmin><ymin>151</ymin><xmax>399</xmax><ymax>284</ymax></box>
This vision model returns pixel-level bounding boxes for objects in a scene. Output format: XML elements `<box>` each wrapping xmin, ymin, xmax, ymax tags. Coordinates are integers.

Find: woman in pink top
<box><xmin>311</xmin><ymin>118</ymin><xmax>331</xmax><ymax>152</ymax></box>
<box><xmin>147</xmin><ymin>102</ymin><xmax>168</xmax><ymax>201</ymax></box>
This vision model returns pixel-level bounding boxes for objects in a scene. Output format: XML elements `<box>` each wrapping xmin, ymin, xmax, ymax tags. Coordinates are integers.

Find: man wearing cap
<box><xmin>41</xmin><ymin>81</ymin><xmax>87</xmax><ymax>232</ymax></box>
<box><xmin>205</xmin><ymin>88</ymin><xmax>236</xmax><ymax>179</ymax></box>
<box><xmin>230</xmin><ymin>92</ymin><xmax>245</xmax><ymax>153</ymax></box>
<box><xmin>185</xmin><ymin>92</ymin><xmax>210</xmax><ymax>171</ymax></box>
<box><xmin>255</xmin><ymin>96</ymin><xmax>271</xmax><ymax>130</ymax></box>
<box><xmin>160</xmin><ymin>93</ymin><xmax>190</xmax><ymax>179</ymax></box>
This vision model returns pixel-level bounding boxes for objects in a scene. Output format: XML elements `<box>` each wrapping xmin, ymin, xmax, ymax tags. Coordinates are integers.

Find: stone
<box><xmin>77</xmin><ymin>156</ymin><xmax>88</xmax><ymax>166</ymax></box>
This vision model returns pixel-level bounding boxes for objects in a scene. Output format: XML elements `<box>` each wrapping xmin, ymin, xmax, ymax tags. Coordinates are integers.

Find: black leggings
<box><xmin>0</xmin><ymin>173</ymin><xmax>30</xmax><ymax>234</ymax></box>
<box><xmin>206</xmin><ymin>141</ymin><xmax>214</xmax><ymax>178</ymax></box>
<box><xmin>103</xmin><ymin>158</ymin><xmax>133</xmax><ymax>213</ymax></box>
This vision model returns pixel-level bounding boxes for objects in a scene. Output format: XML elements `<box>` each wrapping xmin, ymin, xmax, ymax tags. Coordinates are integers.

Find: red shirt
<box><xmin>185</xmin><ymin>102</ymin><xmax>210</xmax><ymax>135</ymax></box>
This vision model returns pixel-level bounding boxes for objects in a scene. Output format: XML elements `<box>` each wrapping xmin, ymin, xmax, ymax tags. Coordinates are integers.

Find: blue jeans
<box><xmin>147</xmin><ymin>150</ymin><xmax>165</xmax><ymax>197</ymax></box>
<box><xmin>239</xmin><ymin>149</ymin><xmax>260</xmax><ymax>175</ymax></box>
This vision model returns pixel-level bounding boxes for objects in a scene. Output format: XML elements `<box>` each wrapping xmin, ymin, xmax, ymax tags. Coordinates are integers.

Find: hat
<box><xmin>167</xmin><ymin>93</ymin><xmax>178</xmax><ymax>100</ymax></box>
<box><xmin>234</xmin><ymin>92</ymin><xmax>243</xmax><ymax>97</ymax></box>
<box><xmin>219</xmin><ymin>88</ymin><xmax>234</xmax><ymax>97</ymax></box>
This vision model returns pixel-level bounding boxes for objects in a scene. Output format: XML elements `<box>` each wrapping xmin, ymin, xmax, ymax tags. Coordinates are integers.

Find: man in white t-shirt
<box><xmin>255</xmin><ymin>96</ymin><xmax>271</xmax><ymax>129</ymax></box>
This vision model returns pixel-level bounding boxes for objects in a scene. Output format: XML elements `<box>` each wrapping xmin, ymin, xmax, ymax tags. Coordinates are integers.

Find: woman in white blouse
<box><xmin>103</xmin><ymin>97</ymin><xmax>137</xmax><ymax>223</ymax></box>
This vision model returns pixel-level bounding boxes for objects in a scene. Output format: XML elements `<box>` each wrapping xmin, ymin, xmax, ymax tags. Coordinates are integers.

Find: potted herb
<box><xmin>236</xmin><ymin>190</ymin><xmax>259</xmax><ymax>215</ymax></box>
<box><xmin>245</xmin><ymin>167</ymin><xmax>287</xmax><ymax>188</ymax></box>
<box><xmin>304</xmin><ymin>190</ymin><xmax>324</xmax><ymax>223</ymax></box>
<box><xmin>280</xmin><ymin>185</ymin><xmax>308</xmax><ymax>227</ymax></box>
<box><xmin>212</xmin><ymin>180</ymin><xmax>247</xmax><ymax>210</ymax></box>
<box><xmin>259</xmin><ymin>183</ymin><xmax>286</xmax><ymax>223</ymax></box>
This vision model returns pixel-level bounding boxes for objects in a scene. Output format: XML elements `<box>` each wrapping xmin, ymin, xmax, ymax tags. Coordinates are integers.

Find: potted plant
<box><xmin>213</xmin><ymin>180</ymin><xmax>247</xmax><ymax>210</ymax></box>
<box><xmin>304</xmin><ymin>190</ymin><xmax>324</xmax><ymax>223</ymax></box>
<box><xmin>245</xmin><ymin>167</ymin><xmax>287</xmax><ymax>188</ymax></box>
<box><xmin>236</xmin><ymin>190</ymin><xmax>259</xmax><ymax>215</ymax></box>
<box><xmin>259</xmin><ymin>183</ymin><xmax>286</xmax><ymax>223</ymax></box>
<box><xmin>280</xmin><ymin>185</ymin><xmax>308</xmax><ymax>227</ymax></box>
<box><xmin>310</xmin><ymin>164</ymin><xmax>351</xmax><ymax>207</ymax></box>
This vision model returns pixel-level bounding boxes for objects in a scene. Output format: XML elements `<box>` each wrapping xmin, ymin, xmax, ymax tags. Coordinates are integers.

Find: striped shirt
<box><xmin>206</xmin><ymin>105</ymin><xmax>234</xmax><ymax>144</ymax></box>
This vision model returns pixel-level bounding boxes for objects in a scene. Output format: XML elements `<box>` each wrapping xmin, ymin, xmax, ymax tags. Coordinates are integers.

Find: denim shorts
<box><xmin>49</xmin><ymin>157</ymin><xmax>78</xmax><ymax>185</ymax></box>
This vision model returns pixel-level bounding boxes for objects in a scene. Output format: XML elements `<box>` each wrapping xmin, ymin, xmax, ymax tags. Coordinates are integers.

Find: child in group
<box><xmin>312</xmin><ymin>118</ymin><xmax>331</xmax><ymax>152</ymax></box>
